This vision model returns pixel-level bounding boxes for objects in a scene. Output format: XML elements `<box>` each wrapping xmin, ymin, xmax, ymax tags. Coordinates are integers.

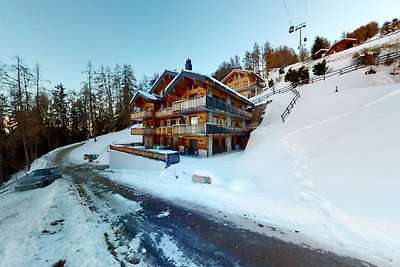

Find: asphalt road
<box><xmin>53</xmin><ymin>145</ymin><xmax>374</xmax><ymax>267</ymax></box>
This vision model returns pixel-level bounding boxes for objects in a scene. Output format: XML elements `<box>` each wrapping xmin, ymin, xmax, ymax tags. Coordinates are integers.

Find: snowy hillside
<box><xmin>69</xmin><ymin>128</ymin><xmax>142</xmax><ymax>165</ymax></box>
<box><xmin>63</xmin><ymin>34</ymin><xmax>400</xmax><ymax>266</ymax></box>
<box><xmin>80</xmin><ymin>66</ymin><xmax>399</xmax><ymax>266</ymax></box>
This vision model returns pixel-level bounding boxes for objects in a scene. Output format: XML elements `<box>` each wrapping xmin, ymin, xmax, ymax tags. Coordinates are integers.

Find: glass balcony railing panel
<box><xmin>205</xmin><ymin>123</ymin><xmax>253</xmax><ymax>135</ymax></box>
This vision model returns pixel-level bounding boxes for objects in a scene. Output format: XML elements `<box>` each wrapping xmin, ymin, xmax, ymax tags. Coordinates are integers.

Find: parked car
<box><xmin>14</xmin><ymin>167</ymin><xmax>62</xmax><ymax>191</ymax></box>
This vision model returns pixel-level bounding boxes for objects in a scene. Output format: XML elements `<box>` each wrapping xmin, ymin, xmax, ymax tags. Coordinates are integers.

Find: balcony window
<box><xmin>190</xmin><ymin>116</ymin><xmax>198</xmax><ymax>126</ymax></box>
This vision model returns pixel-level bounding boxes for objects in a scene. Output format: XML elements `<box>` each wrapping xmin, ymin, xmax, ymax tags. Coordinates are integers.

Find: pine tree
<box><xmin>311</xmin><ymin>36</ymin><xmax>331</xmax><ymax>60</ymax></box>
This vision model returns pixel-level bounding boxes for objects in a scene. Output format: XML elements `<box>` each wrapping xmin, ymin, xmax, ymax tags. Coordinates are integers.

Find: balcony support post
<box><xmin>207</xmin><ymin>136</ymin><xmax>213</xmax><ymax>157</ymax></box>
<box><xmin>227</xmin><ymin>136</ymin><xmax>232</xmax><ymax>152</ymax></box>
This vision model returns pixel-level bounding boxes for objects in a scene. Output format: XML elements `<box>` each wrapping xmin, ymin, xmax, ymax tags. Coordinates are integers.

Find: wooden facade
<box><xmin>130</xmin><ymin>68</ymin><xmax>254</xmax><ymax>157</ymax></box>
<box><xmin>221</xmin><ymin>69</ymin><xmax>265</xmax><ymax>98</ymax></box>
<box><xmin>325</xmin><ymin>38</ymin><xmax>357</xmax><ymax>57</ymax></box>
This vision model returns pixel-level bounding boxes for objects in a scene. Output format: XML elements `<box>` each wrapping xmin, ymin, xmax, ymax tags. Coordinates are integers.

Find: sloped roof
<box><xmin>164</xmin><ymin>70</ymin><xmax>253</xmax><ymax>106</ymax></box>
<box><xmin>148</xmin><ymin>70</ymin><xmax>178</xmax><ymax>94</ymax></box>
<box><xmin>130</xmin><ymin>90</ymin><xmax>162</xmax><ymax>104</ymax></box>
<box><xmin>326</xmin><ymin>38</ymin><xmax>358</xmax><ymax>56</ymax></box>
<box><xmin>221</xmin><ymin>69</ymin><xmax>264</xmax><ymax>84</ymax></box>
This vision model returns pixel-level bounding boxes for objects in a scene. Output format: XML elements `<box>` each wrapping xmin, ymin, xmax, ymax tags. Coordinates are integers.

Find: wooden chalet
<box><xmin>130</xmin><ymin>60</ymin><xmax>254</xmax><ymax>158</ymax></box>
<box><xmin>221</xmin><ymin>69</ymin><xmax>265</xmax><ymax>98</ymax></box>
<box><xmin>325</xmin><ymin>38</ymin><xmax>357</xmax><ymax>57</ymax></box>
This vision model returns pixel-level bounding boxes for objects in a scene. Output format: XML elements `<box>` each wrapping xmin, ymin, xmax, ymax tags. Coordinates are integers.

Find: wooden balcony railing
<box><xmin>170</xmin><ymin>123</ymin><xmax>253</xmax><ymax>136</ymax></box>
<box><xmin>131</xmin><ymin>110</ymin><xmax>153</xmax><ymax>120</ymax></box>
<box><xmin>172</xmin><ymin>96</ymin><xmax>207</xmax><ymax>112</ymax></box>
<box><xmin>154</xmin><ymin>107</ymin><xmax>174</xmax><ymax>118</ymax></box>
<box><xmin>154</xmin><ymin>126</ymin><xmax>173</xmax><ymax>135</ymax></box>
<box><xmin>172</xmin><ymin>124</ymin><xmax>206</xmax><ymax>135</ymax></box>
<box><xmin>172</xmin><ymin>96</ymin><xmax>252</xmax><ymax>120</ymax></box>
<box><xmin>131</xmin><ymin>127</ymin><xmax>154</xmax><ymax>135</ymax></box>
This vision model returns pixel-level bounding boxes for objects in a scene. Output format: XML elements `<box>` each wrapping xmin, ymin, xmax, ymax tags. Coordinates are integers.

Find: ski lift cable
<box><xmin>282</xmin><ymin>0</ymin><xmax>293</xmax><ymax>26</ymax></box>
<box><xmin>304</xmin><ymin>0</ymin><xmax>308</xmax><ymax>43</ymax></box>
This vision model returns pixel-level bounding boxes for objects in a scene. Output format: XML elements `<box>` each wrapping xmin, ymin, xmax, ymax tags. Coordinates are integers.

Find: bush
<box><xmin>284</xmin><ymin>68</ymin><xmax>298</xmax><ymax>84</ymax></box>
<box><xmin>284</xmin><ymin>66</ymin><xmax>309</xmax><ymax>86</ymax></box>
<box><xmin>313</xmin><ymin>60</ymin><xmax>328</xmax><ymax>75</ymax></box>
<box><xmin>279</xmin><ymin>67</ymin><xmax>285</xmax><ymax>74</ymax></box>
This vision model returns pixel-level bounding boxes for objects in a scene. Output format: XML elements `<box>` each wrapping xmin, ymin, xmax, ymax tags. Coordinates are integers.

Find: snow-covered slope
<box><xmin>63</xmin><ymin>41</ymin><xmax>400</xmax><ymax>265</ymax></box>
<box><xmin>68</xmin><ymin>128</ymin><xmax>142</xmax><ymax>165</ymax></box>
<box><xmin>0</xmin><ymin>177</ymin><xmax>119</xmax><ymax>267</ymax></box>
<box><xmin>97</xmin><ymin>66</ymin><xmax>400</xmax><ymax>266</ymax></box>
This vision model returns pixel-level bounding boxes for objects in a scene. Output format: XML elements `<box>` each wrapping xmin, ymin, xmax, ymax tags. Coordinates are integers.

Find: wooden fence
<box><xmin>280</xmin><ymin>89</ymin><xmax>300</xmax><ymax>123</ymax></box>
<box><xmin>251</xmin><ymin>50</ymin><xmax>400</xmax><ymax>106</ymax></box>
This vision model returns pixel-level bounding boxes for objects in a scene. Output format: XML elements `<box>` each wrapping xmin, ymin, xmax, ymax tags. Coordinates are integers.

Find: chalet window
<box><xmin>189</xmin><ymin>93</ymin><xmax>197</xmax><ymax>99</ymax></box>
<box><xmin>190</xmin><ymin>116</ymin><xmax>198</xmax><ymax>126</ymax></box>
<box><xmin>170</xmin><ymin>119</ymin><xmax>176</xmax><ymax>126</ymax></box>
<box><xmin>235</xmin><ymin>74</ymin><xmax>238</xmax><ymax>80</ymax></box>
<box><xmin>212</xmin><ymin>117</ymin><xmax>218</xmax><ymax>124</ymax></box>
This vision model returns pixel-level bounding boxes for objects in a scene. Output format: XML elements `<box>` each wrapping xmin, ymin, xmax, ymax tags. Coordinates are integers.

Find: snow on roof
<box><xmin>130</xmin><ymin>90</ymin><xmax>161</xmax><ymax>103</ymax></box>
<box><xmin>148</xmin><ymin>70</ymin><xmax>178</xmax><ymax>93</ymax></box>
<box><xmin>221</xmin><ymin>69</ymin><xmax>264</xmax><ymax>83</ymax></box>
<box><xmin>164</xmin><ymin>70</ymin><xmax>253</xmax><ymax>106</ymax></box>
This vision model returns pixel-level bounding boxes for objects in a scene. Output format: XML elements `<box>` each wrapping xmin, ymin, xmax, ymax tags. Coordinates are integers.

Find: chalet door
<box><xmin>221</xmin><ymin>138</ymin><xmax>226</xmax><ymax>152</ymax></box>
<box><xmin>189</xmin><ymin>139</ymin><xmax>198</xmax><ymax>155</ymax></box>
<box><xmin>170</xmin><ymin>138</ymin><xmax>174</xmax><ymax>150</ymax></box>
<box><xmin>212</xmin><ymin>138</ymin><xmax>220</xmax><ymax>154</ymax></box>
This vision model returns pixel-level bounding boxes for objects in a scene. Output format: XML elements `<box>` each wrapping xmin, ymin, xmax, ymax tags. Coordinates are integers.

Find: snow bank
<box><xmin>0</xmin><ymin>179</ymin><xmax>118</xmax><ymax>267</ymax></box>
<box><xmin>68</xmin><ymin>128</ymin><xmax>142</xmax><ymax>165</ymax></box>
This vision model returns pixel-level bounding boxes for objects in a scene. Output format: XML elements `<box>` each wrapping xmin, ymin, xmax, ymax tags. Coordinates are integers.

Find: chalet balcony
<box><xmin>172</xmin><ymin>124</ymin><xmax>206</xmax><ymax>135</ymax></box>
<box><xmin>131</xmin><ymin>110</ymin><xmax>153</xmax><ymax>120</ymax></box>
<box><xmin>172</xmin><ymin>96</ymin><xmax>252</xmax><ymax>120</ymax></box>
<box><xmin>172</xmin><ymin>96</ymin><xmax>206</xmax><ymax>112</ymax></box>
<box><xmin>154</xmin><ymin>126</ymin><xmax>172</xmax><ymax>135</ymax></box>
<box><xmin>154</xmin><ymin>107</ymin><xmax>175</xmax><ymax>118</ymax></box>
<box><xmin>205</xmin><ymin>123</ymin><xmax>253</xmax><ymax>135</ymax></box>
<box><xmin>170</xmin><ymin>123</ymin><xmax>253</xmax><ymax>136</ymax></box>
<box><xmin>131</xmin><ymin>127</ymin><xmax>154</xmax><ymax>135</ymax></box>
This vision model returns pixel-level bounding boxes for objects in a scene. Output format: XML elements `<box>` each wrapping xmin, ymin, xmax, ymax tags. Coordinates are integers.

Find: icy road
<box><xmin>0</xmin><ymin>145</ymin><xmax>374</xmax><ymax>267</ymax></box>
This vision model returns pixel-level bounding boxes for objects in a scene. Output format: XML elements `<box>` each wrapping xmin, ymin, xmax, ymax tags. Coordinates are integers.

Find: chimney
<box><xmin>185</xmin><ymin>58</ymin><xmax>192</xmax><ymax>71</ymax></box>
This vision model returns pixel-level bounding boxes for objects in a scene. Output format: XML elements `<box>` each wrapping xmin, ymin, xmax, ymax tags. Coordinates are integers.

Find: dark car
<box><xmin>15</xmin><ymin>167</ymin><xmax>62</xmax><ymax>191</ymax></box>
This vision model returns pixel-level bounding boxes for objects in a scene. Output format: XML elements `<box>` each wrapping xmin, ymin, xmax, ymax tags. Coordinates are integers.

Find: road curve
<box><xmin>54</xmin><ymin>145</ymin><xmax>374</xmax><ymax>267</ymax></box>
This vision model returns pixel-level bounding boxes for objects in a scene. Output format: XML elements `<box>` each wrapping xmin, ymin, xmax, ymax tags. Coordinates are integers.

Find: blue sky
<box><xmin>0</xmin><ymin>0</ymin><xmax>399</xmax><ymax>91</ymax></box>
